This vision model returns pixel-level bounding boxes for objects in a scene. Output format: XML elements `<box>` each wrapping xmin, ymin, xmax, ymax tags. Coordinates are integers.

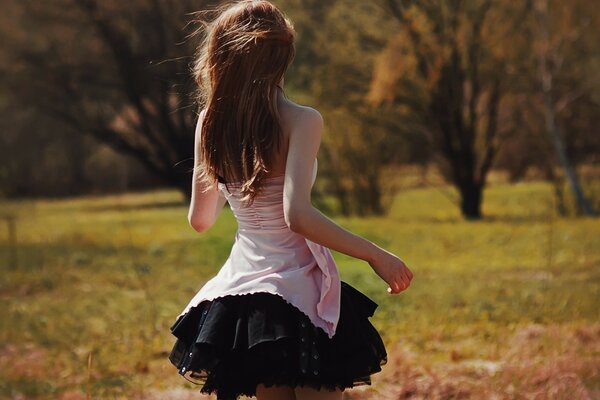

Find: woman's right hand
<box><xmin>368</xmin><ymin>248</ymin><xmax>413</xmax><ymax>294</ymax></box>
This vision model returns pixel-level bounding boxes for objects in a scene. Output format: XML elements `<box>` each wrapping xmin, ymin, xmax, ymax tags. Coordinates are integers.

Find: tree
<box><xmin>369</xmin><ymin>0</ymin><xmax>529</xmax><ymax>219</ymax></box>
<box><xmin>533</xmin><ymin>0</ymin><xmax>597</xmax><ymax>216</ymax></box>
<box><xmin>282</xmin><ymin>0</ymin><xmax>407</xmax><ymax>216</ymax></box>
<box><xmin>1</xmin><ymin>0</ymin><xmax>218</xmax><ymax>200</ymax></box>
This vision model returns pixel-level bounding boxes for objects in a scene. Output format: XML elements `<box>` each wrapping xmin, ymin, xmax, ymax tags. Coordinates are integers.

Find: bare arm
<box><xmin>283</xmin><ymin>108</ymin><xmax>413</xmax><ymax>294</ymax></box>
<box><xmin>188</xmin><ymin>110</ymin><xmax>228</xmax><ymax>233</ymax></box>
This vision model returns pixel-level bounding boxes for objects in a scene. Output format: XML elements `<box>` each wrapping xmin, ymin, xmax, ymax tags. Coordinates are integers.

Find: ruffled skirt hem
<box><xmin>168</xmin><ymin>280</ymin><xmax>387</xmax><ymax>400</ymax></box>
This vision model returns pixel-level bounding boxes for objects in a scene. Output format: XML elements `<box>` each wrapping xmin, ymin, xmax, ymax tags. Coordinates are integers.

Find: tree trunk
<box><xmin>336</xmin><ymin>187</ymin><xmax>351</xmax><ymax>216</ymax></box>
<box><xmin>173</xmin><ymin>170</ymin><xmax>193</xmax><ymax>205</ymax></box>
<box><xmin>366</xmin><ymin>172</ymin><xmax>384</xmax><ymax>215</ymax></box>
<box><xmin>537</xmin><ymin>0</ymin><xmax>597</xmax><ymax>217</ymax></box>
<box><xmin>542</xmin><ymin>94</ymin><xmax>596</xmax><ymax>216</ymax></box>
<box><xmin>459</xmin><ymin>181</ymin><xmax>483</xmax><ymax>220</ymax></box>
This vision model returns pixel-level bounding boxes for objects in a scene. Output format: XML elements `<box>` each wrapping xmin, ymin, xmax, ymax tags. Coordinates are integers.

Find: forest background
<box><xmin>1</xmin><ymin>0</ymin><xmax>598</xmax><ymax>218</ymax></box>
<box><xmin>0</xmin><ymin>0</ymin><xmax>599</xmax><ymax>399</ymax></box>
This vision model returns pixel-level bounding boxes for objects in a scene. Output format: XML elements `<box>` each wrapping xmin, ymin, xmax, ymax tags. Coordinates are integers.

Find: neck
<box><xmin>274</xmin><ymin>85</ymin><xmax>286</xmax><ymax>104</ymax></box>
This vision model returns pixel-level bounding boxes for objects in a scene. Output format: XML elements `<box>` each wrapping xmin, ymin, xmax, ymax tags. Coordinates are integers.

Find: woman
<box><xmin>168</xmin><ymin>1</ymin><xmax>414</xmax><ymax>399</ymax></box>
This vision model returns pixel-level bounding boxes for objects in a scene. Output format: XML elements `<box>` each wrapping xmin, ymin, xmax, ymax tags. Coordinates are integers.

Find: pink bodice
<box><xmin>177</xmin><ymin>159</ymin><xmax>342</xmax><ymax>338</ymax></box>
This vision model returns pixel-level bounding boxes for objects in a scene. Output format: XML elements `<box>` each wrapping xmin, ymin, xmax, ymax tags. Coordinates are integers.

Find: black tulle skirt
<box><xmin>168</xmin><ymin>280</ymin><xmax>388</xmax><ymax>400</ymax></box>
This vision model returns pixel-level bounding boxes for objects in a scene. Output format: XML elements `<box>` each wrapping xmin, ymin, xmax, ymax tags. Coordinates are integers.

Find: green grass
<box><xmin>0</xmin><ymin>180</ymin><xmax>599</xmax><ymax>399</ymax></box>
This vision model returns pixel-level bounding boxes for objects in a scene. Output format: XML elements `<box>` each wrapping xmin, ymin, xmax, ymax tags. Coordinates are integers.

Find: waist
<box><xmin>233</xmin><ymin>228</ymin><xmax>313</xmax><ymax>260</ymax></box>
<box><xmin>234</xmin><ymin>214</ymin><xmax>290</xmax><ymax>232</ymax></box>
<box><xmin>237</xmin><ymin>224</ymin><xmax>290</xmax><ymax>233</ymax></box>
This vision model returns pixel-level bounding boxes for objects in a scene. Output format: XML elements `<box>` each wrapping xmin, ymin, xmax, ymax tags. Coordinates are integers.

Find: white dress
<box><xmin>177</xmin><ymin>159</ymin><xmax>342</xmax><ymax>338</ymax></box>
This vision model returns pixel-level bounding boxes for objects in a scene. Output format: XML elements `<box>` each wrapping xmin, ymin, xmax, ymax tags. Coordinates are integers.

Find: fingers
<box><xmin>383</xmin><ymin>257</ymin><xmax>414</xmax><ymax>295</ymax></box>
<box><xmin>400</xmin><ymin>260</ymin><xmax>413</xmax><ymax>281</ymax></box>
<box><xmin>400</xmin><ymin>267</ymin><xmax>412</xmax><ymax>286</ymax></box>
<box><xmin>386</xmin><ymin>278</ymin><xmax>401</xmax><ymax>294</ymax></box>
<box><xmin>389</xmin><ymin>270</ymin><xmax>412</xmax><ymax>295</ymax></box>
<box><xmin>388</xmin><ymin>284</ymin><xmax>403</xmax><ymax>294</ymax></box>
<box><xmin>387</xmin><ymin>280</ymin><xmax>402</xmax><ymax>294</ymax></box>
<box><xmin>397</xmin><ymin>280</ymin><xmax>408</xmax><ymax>292</ymax></box>
<box><xmin>399</xmin><ymin>262</ymin><xmax>413</xmax><ymax>286</ymax></box>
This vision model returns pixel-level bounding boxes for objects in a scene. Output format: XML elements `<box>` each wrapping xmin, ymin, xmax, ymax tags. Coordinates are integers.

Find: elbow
<box><xmin>188</xmin><ymin>215</ymin><xmax>212</xmax><ymax>233</ymax></box>
<box><xmin>284</xmin><ymin>205</ymin><xmax>309</xmax><ymax>234</ymax></box>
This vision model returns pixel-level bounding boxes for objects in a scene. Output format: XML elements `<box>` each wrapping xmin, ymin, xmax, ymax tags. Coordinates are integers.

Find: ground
<box><xmin>0</xmin><ymin>171</ymin><xmax>599</xmax><ymax>399</ymax></box>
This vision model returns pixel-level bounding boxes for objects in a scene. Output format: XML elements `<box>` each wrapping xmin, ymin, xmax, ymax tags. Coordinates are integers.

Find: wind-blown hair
<box><xmin>192</xmin><ymin>0</ymin><xmax>296</xmax><ymax>205</ymax></box>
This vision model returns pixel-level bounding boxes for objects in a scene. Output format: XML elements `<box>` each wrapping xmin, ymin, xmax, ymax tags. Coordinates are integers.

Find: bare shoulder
<box><xmin>278</xmin><ymin>99</ymin><xmax>324</xmax><ymax>138</ymax></box>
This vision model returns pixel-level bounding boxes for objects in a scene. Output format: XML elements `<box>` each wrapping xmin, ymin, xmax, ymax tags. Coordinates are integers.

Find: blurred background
<box><xmin>0</xmin><ymin>0</ymin><xmax>598</xmax><ymax>399</ymax></box>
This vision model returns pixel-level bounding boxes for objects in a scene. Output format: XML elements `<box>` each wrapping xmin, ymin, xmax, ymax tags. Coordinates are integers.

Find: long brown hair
<box><xmin>193</xmin><ymin>0</ymin><xmax>296</xmax><ymax>204</ymax></box>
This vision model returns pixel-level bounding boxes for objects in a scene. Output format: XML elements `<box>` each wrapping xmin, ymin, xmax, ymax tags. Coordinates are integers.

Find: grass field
<box><xmin>0</xmin><ymin>177</ymin><xmax>599</xmax><ymax>399</ymax></box>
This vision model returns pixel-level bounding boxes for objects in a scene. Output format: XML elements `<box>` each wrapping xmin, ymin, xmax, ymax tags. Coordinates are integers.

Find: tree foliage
<box><xmin>1</xmin><ymin>0</ymin><xmax>215</xmax><ymax>199</ymax></box>
<box><xmin>0</xmin><ymin>0</ymin><xmax>598</xmax><ymax>217</ymax></box>
<box><xmin>367</xmin><ymin>0</ymin><xmax>532</xmax><ymax>218</ymax></box>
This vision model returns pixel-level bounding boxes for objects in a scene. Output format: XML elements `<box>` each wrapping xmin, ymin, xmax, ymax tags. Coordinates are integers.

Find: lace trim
<box><xmin>180</xmin><ymin>290</ymin><xmax>331</xmax><ymax>337</ymax></box>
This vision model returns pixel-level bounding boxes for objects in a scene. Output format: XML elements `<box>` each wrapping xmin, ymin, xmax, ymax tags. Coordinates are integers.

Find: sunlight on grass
<box><xmin>0</xmin><ymin>181</ymin><xmax>598</xmax><ymax>399</ymax></box>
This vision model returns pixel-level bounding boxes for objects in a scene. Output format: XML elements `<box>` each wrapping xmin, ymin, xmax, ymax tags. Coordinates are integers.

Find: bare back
<box><xmin>265</xmin><ymin>90</ymin><xmax>318</xmax><ymax>178</ymax></box>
